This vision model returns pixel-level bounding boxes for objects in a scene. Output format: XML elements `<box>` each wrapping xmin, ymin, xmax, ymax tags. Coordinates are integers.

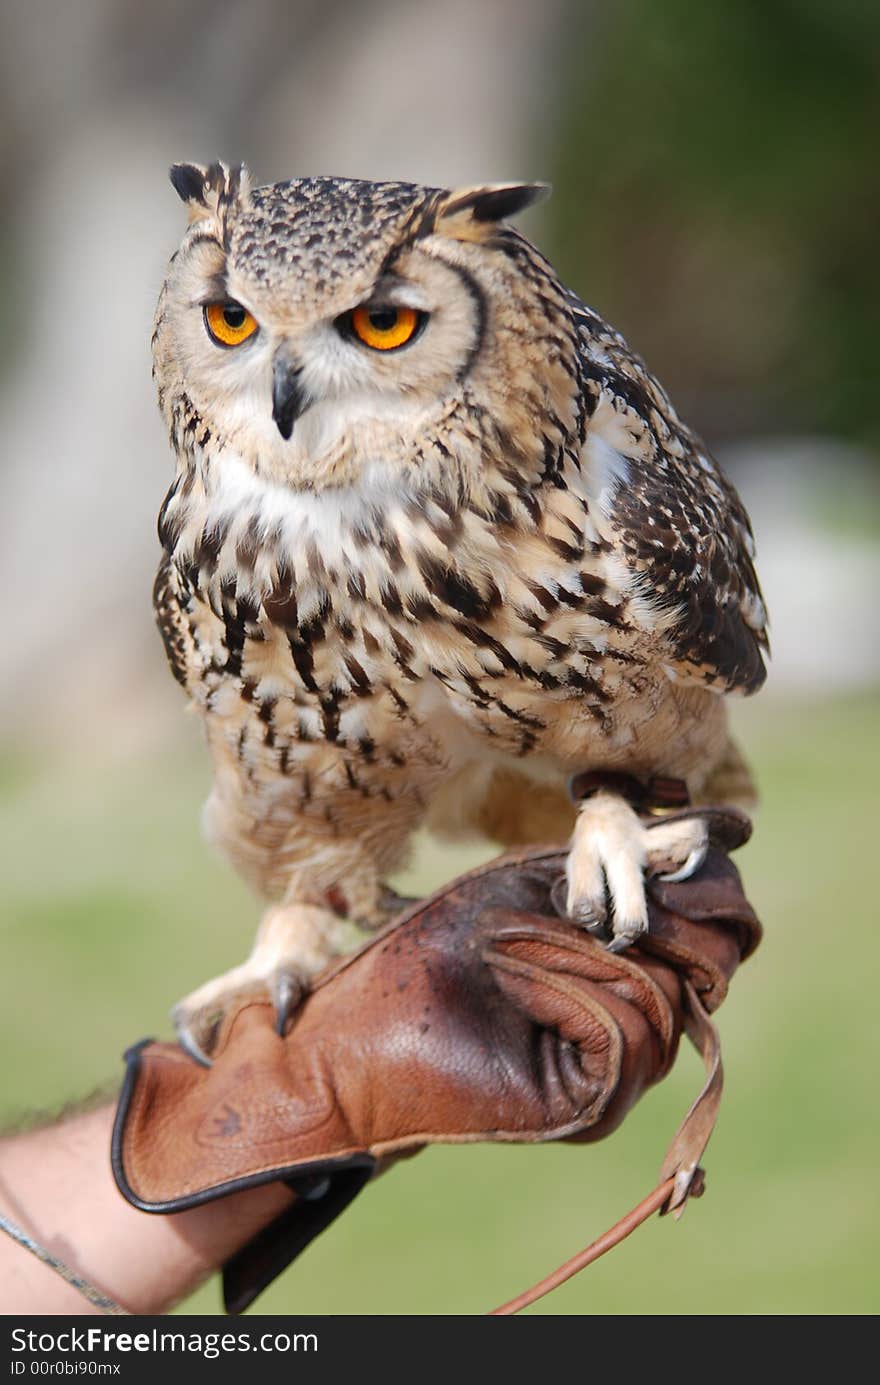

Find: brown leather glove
<box><xmin>112</xmin><ymin>809</ymin><xmax>760</xmax><ymax>1313</ymax></box>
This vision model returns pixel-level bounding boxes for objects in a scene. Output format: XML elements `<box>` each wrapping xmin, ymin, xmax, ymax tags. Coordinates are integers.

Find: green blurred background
<box><xmin>1</xmin><ymin>0</ymin><xmax>878</xmax><ymax>1315</ymax></box>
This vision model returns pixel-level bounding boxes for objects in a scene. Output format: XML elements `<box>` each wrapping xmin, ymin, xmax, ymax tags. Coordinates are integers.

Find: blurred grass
<box><xmin>1</xmin><ymin>691</ymin><xmax>878</xmax><ymax>1314</ymax></box>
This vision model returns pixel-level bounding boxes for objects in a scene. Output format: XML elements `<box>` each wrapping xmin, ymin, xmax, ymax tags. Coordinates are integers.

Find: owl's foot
<box><xmin>172</xmin><ymin>902</ymin><xmax>350</xmax><ymax>1066</ymax></box>
<box><xmin>565</xmin><ymin>792</ymin><xmax>708</xmax><ymax>953</ymax></box>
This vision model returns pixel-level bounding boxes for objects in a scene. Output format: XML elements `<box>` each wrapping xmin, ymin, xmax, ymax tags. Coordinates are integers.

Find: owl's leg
<box><xmin>472</xmin><ymin>767</ymin><xmax>578</xmax><ymax>846</ymax></box>
<box><xmin>170</xmin><ymin>746</ymin><xmax>421</xmax><ymax>1061</ymax></box>
<box><xmin>172</xmin><ymin>900</ymin><xmax>353</xmax><ymax>1066</ymax></box>
<box><xmin>565</xmin><ymin>791</ymin><xmax>708</xmax><ymax>952</ymax></box>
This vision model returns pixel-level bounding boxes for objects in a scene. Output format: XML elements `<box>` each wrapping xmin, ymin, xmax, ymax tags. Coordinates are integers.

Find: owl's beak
<box><xmin>272</xmin><ymin>350</ymin><xmax>307</xmax><ymax>440</ymax></box>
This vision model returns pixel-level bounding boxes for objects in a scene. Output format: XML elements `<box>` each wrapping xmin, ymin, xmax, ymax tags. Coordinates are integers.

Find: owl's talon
<box><xmin>606</xmin><ymin>930</ymin><xmax>641</xmax><ymax>955</ymax></box>
<box><xmin>565</xmin><ymin>890</ymin><xmax>611</xmax><ymax>941</ymax></box>
<box><xmin>172</xmin><ymin>1009</ymin><xmax>214</xmax><ymax>1068</ymax></box>
<box><xmin>271</xmin><ymin>968</ymin><xmax>305</xmax><ymax>1037</ymax></box>
<box><xmin>585</xmin><ymin>918</ymin><xmax>613</xmax><ymax>944</ymax></box>
<box><xmin>569</xmin><ymin>900</ymin><xmax>607</xmax><ymax>928</ymax></box>
<box><xmin>656</xmin><ymin>841</ymin><xmax>708</xmax><ymax>884</ymax></box>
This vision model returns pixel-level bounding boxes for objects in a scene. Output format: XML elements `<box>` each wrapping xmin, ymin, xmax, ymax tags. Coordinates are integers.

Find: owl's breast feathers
<box><xmin>153</xmin><ymin>444</ymin><xmax>637</xmax><ymax>764</ymax></box>
<box><xmin>154</xmin><ymin>298</ymin><xmax>766</xmax><ymax>774</ymax></box>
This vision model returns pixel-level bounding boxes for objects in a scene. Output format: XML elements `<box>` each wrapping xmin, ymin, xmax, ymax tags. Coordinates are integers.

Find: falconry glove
<box><xmin>113</xmin><ymin>807</ymin><xmax>760</xmax><ymax>1313</ymax></box>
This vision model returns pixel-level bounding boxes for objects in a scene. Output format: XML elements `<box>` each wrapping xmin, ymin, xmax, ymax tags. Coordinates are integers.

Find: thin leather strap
<box><xmin>489</xmin><ymin>1177</ymin><xmax>677</xmax><ymax>1315</ymax></box>
<box><xmin>488</xmin><ymin>980</ymin><xmax>721</xmax><ymax>1314</ymax></box>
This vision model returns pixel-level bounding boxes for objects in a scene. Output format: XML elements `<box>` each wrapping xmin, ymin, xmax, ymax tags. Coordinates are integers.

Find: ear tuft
<box><xmin>169</xmin><ymin>161</ymin><xmax>253</xmax><ymax>225</ymax></box>
<box><xmin>433</xmin><ymin>182</ymin><xmax>550</xmax><ymax>243</ymax></box>
<box><xmin>169</xmin><ymin>163</ymin><xmax>208</xmax><ymax>206</ymax></box>
<box><xmin>449</xmin><ymin>183</ymin><xmax>551</xmax><ymax>224</ymax></box>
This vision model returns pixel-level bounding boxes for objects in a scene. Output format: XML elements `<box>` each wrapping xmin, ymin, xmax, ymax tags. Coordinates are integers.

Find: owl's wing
<box><xmin>153</xmin><ymin>552</ymin><xmax>195</xmax><ymax>692</ymax></box>
<box><xmin>574</xmin><ymin>304</ymin><xmax>768</xmax><ymax>695</ymax></box>
<box><xmin>611</xmin><ymin>443</ymin><xmax>768</xmax><ymax>694</ymax></box>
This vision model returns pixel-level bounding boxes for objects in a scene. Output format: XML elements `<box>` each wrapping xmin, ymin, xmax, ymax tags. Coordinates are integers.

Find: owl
<box><xmin>152</xmin><ymin>161</ymin><xmax>767</xmax><ymax>1063</ymax></box>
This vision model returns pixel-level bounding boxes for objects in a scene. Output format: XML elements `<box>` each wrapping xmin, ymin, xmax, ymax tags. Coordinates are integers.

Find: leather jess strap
<box><xmin>112</xmin><ymin>811</ymin><xmax>760</xmax><ymax>1314</ymax></box>
<box><xmin>490</xmin><ymin>976</ymin><xmax>721</xmax><ymax>1314</ymax></box>
<box><xmin>568</xmin><ymin>770</ymin><xmax>691</xmax><ymax>811</ymax></box>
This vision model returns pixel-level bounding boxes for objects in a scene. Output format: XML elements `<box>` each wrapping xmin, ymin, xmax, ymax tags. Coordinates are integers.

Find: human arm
<box><xmin>0</xmin><ymin>1103</ymin><xmax>293</xmax><ymax>1315</ymax></box>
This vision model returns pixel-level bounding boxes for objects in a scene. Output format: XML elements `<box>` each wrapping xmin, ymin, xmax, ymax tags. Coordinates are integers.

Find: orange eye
<box><xmin>349</xmin><ymin>304</ymin><xmax>422</xmax><ymax>351</ymax></box>
<box><xmin>204</xmin><ymin>300</ymin><xmax>259</xmax><ymax>348</ymax></box>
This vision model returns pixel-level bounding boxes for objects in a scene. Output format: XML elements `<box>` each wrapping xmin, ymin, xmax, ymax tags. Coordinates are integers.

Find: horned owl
<box><xmin>153</xmin><ymin>161</ymin><xmax>767</xmax><ymax>1062</ymax></box>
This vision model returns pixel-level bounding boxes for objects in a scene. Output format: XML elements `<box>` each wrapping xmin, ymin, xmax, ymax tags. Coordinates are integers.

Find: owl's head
<box><xmin>153</xmin><ymin>162</ymin><xmax>577</xmax><ymax>493</ymax></box>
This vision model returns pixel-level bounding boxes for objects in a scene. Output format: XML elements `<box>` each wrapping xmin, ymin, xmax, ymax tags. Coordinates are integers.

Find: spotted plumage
<box><xmin>152</xmin><ymin>162</ymin><xmax>767</xmax><ymax>1057</ymax></box>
